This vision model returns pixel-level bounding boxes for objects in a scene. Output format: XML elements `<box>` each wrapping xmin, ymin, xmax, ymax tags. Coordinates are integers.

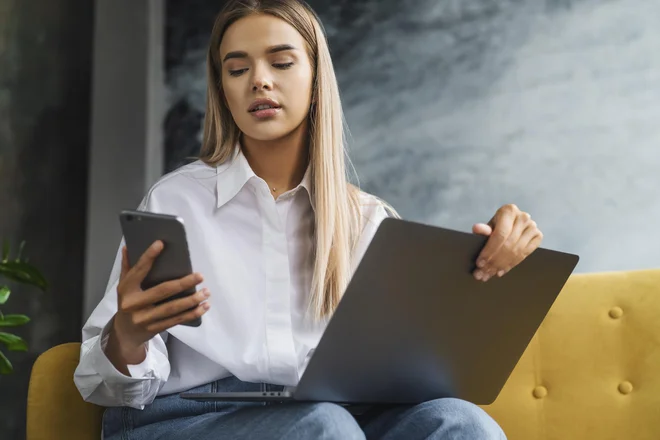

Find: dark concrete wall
<box><xmin>0</xmin><ymin>0</ymin><xmax>93</xmax><ymax>437</ymax></box>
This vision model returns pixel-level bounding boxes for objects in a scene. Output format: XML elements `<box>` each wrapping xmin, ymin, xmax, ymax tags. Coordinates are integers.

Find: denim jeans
<box><xmin>103</xmin><ymin>376</ymin><xmax>506</xmax><ymax>440</ymax></box>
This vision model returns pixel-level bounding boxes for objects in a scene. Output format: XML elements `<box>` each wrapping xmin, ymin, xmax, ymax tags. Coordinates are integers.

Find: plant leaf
<box><xmin>16</xmin><ymin>240</ymin><xmax>26</xmax><ymax>262</ymax></box>
<box><xmin>0</xmin><ymin>314</ymin><xmax>30</xmax><ymax>327</ymax></box>
<box><xmin>1</xmin><ymin>240</ymin><xmax>8</xmax><ymax>264</ymax></box>
<box><xmin>0</xmin><ymin>261</ymin><xmax>48</xmax><ymax>291</ymax></box>
<box><xmin>0</xmin><ymin>286</ymin><xmax>9</xmax><ymax>305</ymax></box>
<box><xmin>0</xmin><ymin>350</ymin><xmax>12</xmax><ymax>374</ymax></box>
<box><xmin>0</xmin><ymin>332</ymin><xmax>28</xmax><ymax>351</ymax></box>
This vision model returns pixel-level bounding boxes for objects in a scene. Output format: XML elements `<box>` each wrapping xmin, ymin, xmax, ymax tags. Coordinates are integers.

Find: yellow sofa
<box><xmin>27</xmin><ymin>269</ymin><xmax>660</xmax><ymax>439</ymax></box>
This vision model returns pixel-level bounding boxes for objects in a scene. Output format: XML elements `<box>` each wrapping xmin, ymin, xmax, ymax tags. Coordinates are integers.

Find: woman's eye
<box><xmin>228</xmin><ymin>62</ymin><xmax>293</xmax><ymax>76</ymax></box>
<box><xmin>229</xmin><ymin>68</ymin><xmax>248</xmax><ymax>77</ymax></box>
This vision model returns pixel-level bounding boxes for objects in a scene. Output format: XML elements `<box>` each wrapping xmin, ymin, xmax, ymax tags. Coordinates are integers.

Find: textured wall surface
<box><xmin>164</xmin><ymin>0</ymin><xmax>660</xmax><ymax>274</ymax></box>
<box><xmin>0</xmin><ymin>0</ymin><xmax>92</xmax><ymax>437</ymax></box>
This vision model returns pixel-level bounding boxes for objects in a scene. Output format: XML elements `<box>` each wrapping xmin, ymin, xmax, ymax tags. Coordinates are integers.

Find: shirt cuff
<box><xmin>92</xmin><ymin>320</ymin><xmax>156</xmax><ymax>384</ymax></box>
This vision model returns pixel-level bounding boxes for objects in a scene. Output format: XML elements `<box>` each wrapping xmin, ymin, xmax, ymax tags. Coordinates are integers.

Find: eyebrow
<box><xmin>222</xmin><ymin>44</ymin><xmax>298</xmax><ymax>62</ymax></box>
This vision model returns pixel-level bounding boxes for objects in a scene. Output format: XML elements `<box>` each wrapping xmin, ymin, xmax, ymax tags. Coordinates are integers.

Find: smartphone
<box><xmin>119</xmin><ymin>210</ymin><xmax>202</xmax><ymax>327</ymax></box>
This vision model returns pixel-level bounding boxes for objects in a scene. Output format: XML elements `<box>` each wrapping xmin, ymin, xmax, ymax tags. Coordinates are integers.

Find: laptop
<box><xmin>181</xmin><ymin>217</ymin><xmax>579</xmax><ymax>405</ymax></box>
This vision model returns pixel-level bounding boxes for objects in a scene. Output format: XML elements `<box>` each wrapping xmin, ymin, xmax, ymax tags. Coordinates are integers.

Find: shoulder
<box><xmin>351</xmin><ymin>188</ymin><xmax>397</xmax><ymax>267</ymax></box>
<box><xmin>356</xmin><ymin>188</ymin><xmax>396</xmax><ymax>227</ymax></box>
<box><xmin>140</xmin><ymin>160</ymin><xmax>218</xmax><ymax>211</ymax></box>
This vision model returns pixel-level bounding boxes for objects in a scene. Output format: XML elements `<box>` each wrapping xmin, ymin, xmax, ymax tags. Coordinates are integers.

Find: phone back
<box><xmin>119</xmin><ymin>210</ymin><xmax>194</xmax><ymax>299</ymax></box>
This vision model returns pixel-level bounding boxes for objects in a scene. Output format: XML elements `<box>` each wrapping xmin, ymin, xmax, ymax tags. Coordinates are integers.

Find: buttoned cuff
<box><xmin>92</xmin><ymin>319</ymin><xmax>156</xmax><ymax>384</ymax></box>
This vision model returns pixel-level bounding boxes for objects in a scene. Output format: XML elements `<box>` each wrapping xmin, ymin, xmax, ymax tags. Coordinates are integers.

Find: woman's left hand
<box><xmin>471</xmin><ymin>204</ymin><xmax>543</xmax><ymax>282</ymax></box>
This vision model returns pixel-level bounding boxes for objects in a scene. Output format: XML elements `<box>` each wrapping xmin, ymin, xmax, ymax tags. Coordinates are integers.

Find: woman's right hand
<box><xmin>106</xmin><ymin>240</ymin><xmax>210</xmax><ymax>372</ymax></box>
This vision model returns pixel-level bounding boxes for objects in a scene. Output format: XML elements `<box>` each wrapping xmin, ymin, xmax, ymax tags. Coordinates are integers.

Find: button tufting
<box><xmin>609</xmin><ymin>307</ymin><xmax>623</xmax><ymax>319</ymax></box>
<box><xmin>533</xmin><ymin>386</ymin><xmax>548</xmax><ymax>399</ymax></box>
<box><xmin>618</xmin><ymin>381</ymin><xmax>633</xmax><ymax>395</ymax></box>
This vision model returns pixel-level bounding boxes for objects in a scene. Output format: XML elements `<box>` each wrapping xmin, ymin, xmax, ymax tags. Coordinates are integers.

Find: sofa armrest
<box><xmin>27</xmin><ymin>342</ymin><xmax>104</xmax><ymax>440</ymax></box>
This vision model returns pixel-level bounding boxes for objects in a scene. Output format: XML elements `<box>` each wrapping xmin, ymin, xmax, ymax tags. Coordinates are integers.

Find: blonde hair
<box><xmin>200</xmin><ymin>0</ymin><xmax>364</xmax><ymax>320</ymax></box>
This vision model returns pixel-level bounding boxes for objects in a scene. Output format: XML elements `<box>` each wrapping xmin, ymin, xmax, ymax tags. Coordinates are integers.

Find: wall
<box><xmin>0</xmin><ymin>0</ymin><xmax>93</xmax><ymax>437</ymax></box>
<box><xmin>83</xmin><ymin>0</ymin><xmax>165</xmax><ymax>319</ymax></box>
<box><xmin>164</xmin><ymin>0</ymin><xmax>660</xmax><ymax>274</ymax></box>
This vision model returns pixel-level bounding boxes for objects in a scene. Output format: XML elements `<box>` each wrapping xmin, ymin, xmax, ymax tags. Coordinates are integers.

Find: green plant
<box><xmin>0</xmin><ymin>240</ymin><xmax>48</xmax><ymax>374</ymax></box>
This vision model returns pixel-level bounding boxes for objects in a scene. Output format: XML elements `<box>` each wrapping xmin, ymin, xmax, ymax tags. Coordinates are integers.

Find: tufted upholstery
<box><xmin>481</xmin><ymin>268</ymin><xmax>660</xmax><ymax>439</ymax></box>
<box><xmin>27</xmin><ymin>269</ymin><xmax>660</xmax><ymax>439</ymax></box>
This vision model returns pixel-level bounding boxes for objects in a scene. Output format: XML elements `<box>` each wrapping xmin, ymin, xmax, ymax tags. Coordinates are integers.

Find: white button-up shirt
<box><xmin>74</xmin><ymin>149</ymin><xmax>389</xmax><ymax>409</ymax></box>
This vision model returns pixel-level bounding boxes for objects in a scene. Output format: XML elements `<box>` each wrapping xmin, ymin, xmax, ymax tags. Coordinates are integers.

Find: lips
<box><xmin>248</xmin><ymin>98</ymin><xmax>281</xmax><ymax>113</ymax></box>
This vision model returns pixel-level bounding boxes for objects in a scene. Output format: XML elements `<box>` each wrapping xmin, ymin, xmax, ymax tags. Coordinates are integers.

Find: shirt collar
<box><xmin>298</xmin><ymin>165</ymin><xmax>314</xmax><ymax>211</ymax></box>
<box><xmin>216</xmin><ymin>146</ymin><xmax>315</xmax><ymax>212</ymax></box>
<box><xmin>215</xmin><ymin>146</ymin><xmax>255</xmax><ymax>209</ymax></box>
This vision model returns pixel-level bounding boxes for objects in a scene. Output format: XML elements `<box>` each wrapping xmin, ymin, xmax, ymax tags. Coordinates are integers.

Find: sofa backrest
<box><xmin>481</xmin><ymin>268</ymin><xmax>660</xmax><ymax>440</ymax></box>
<box><xmin>27</xmin><ymin>269</ymin><xmax>660</xmax><ymax>440</ymax></box>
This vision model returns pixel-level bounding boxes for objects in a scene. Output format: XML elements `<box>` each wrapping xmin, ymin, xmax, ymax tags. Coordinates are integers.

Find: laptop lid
<box><xmin>294</xmin><ymin>217</ymin><xmax>579</xmax><ymax>405</ymax></box>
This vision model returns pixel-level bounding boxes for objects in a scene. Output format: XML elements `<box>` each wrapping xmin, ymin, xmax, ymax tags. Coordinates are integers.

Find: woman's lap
<box><xmin>357</xmin><ymin>398</ymin><xmax>506</xmax><ymax>440</ymax></box>
<box><xmin>103</xmin><ymin>377</ymin><xmax>506</xmax><ymax>440</ymax></box>
<box><xmin>109</xmin><ymin>401</ymin><xmax>363</xmax><ymax>440</ymax></box>
<box><xmin>102</xmin><ymin>376</ymin><xmax>268</xmax><ymax>439</ymax></box>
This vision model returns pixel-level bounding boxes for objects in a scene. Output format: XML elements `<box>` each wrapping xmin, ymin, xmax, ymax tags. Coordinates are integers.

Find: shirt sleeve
<box><xmin>74</xmin><ymin>196</ymin><xmax>171</xmax><ymax>409</ymax></box>
<box><xmin>74</xmin><ymin>307</ymin><xmax>170</xmax><ymax>409</ymax></box>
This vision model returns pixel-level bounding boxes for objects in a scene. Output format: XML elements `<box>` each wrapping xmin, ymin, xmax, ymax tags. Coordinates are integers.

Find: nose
<box><xmin>251</xmin><ymin>67</ymin><xmax>273</xmax><ymax>92</ymax></box>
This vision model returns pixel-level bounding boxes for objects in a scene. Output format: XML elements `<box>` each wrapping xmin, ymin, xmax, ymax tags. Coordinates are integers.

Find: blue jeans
<box><xmin>103</xmin><ymin>376</ymin><xmax>506</xmax><ymax>439</ymax></box>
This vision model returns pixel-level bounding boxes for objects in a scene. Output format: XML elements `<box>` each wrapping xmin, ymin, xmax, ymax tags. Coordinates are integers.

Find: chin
<box><xmin>239</xmin><ymin>116</ymin><xmax>307</xmax><ymax>143</ymax></box>
<box><xmin>242</xmin><ymin>126</ymin><xmax>293</xmax><ymax>142</ymax></box>
<box><xmin>236</xmin><ymin>110</ymin><xmax>309</xmax><ymax>143</ymax></box>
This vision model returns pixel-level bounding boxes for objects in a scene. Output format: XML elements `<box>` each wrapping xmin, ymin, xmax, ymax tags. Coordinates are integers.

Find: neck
<box><xmin>241</xmin><ymin>122</ymin><xmax>309</xmax><ymax>195</ymax></box>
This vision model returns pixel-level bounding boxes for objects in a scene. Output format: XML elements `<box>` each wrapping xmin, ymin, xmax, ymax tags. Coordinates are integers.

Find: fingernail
<box><xmin>474</xmin><ymin>270</ymin><xmax>483</xmax><ymax>280</ymax></box>
<box><xmin>195</xmin><ymin>273</ymin><xmax>203</xmax><ymax>282</ymax></box>
<box><xmin>483</xmin><ymin>274</ymin><xmax>491</xmax><ymax>282</ymax></box>
<box><xmin>497</xmin><ymin>270</ymin><xmax>505</xmax><ymax>277</ymax></box>
<box><xmin>202</xmin><ymin>302</ymin><xmax>211</xmax><ymax>310</ymax></box>
<box><xmin>477</xmin><ymin>259</ymin><xmax>486</xmax><ymax>268</ymax></box>
<box><xmin>203</xmin><ymin>289</ymin><xmax>210</xmax><ymax>297</ymax></box>
<box><xmin>152</xmin><ymin>241</ymin><xmax>163</xmax><ymax>250</ymax></box>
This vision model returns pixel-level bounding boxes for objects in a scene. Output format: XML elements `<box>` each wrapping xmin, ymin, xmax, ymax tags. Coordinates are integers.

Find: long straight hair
<box><xmin>199</xmin><ymin>0</ymin><xmax>362</xmax><ymax>320</ymax></box>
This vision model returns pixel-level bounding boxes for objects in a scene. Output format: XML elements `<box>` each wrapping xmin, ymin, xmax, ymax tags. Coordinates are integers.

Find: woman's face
<box><xmin>219</xmin><ymin>14</ymin><xmax>314</xmax><ymax>142</ymax></box>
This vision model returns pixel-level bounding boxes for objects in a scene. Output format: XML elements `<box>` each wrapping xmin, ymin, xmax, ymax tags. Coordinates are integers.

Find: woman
<box><xmin>75</xmin><ymin>1</ymin><xmax>542</xmax><ymax>439</ymax></box>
